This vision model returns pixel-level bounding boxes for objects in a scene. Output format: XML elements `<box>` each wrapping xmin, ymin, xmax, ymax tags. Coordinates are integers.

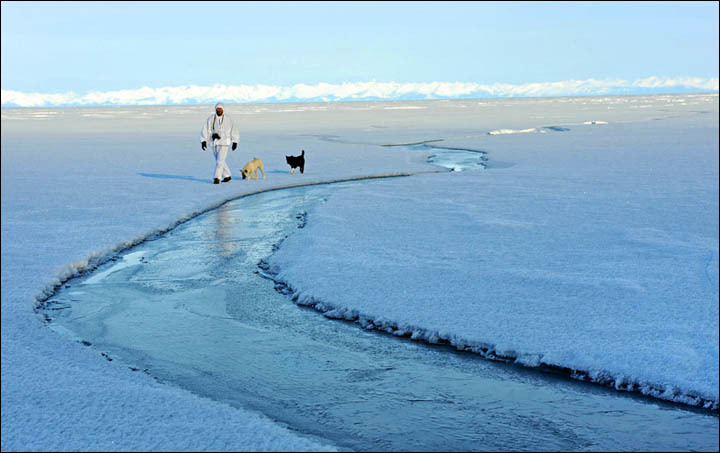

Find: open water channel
<box><xmin>41</xmin><ymin>146</ymin><xmax>718</xmax><ymax>451</ymax></box>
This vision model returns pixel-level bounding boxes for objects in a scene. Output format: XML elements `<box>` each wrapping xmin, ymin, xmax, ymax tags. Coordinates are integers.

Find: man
<box><xmin>200</xmin><ymin>103</ymin><xmax>239</xmax><ymax>184</ymax></box>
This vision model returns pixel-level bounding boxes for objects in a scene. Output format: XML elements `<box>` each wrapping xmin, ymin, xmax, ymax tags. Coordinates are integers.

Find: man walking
<box><xmin>200</xmin><ymin>103</ymin><xmax>239</xmax><ymax>184</ymax></box>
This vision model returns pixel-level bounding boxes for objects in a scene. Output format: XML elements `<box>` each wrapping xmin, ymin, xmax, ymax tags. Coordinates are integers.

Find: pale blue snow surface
<box><xmin>268</xmin><ymin>96</ymin><xmax>720</xmax><ymax>408</ymax></box>
<box><xmin>2</xmin><ymin>96</ymin><xmax>718</xmax><ymax>450</ymax></box>
<box><xmin>1</xmin><ymin>102</ymin><xmax>440</xmax><ymax>451</ymax></box>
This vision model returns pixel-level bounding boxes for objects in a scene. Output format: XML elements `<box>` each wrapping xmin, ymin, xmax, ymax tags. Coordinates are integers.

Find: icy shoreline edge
<box><xmin>33</xmin><ymin>171</ymin><xmax>444</xmax><ymax>314</ymax></box>
<box><xmin>34</xmin><ymin>169</ymin><xmax>717</xmax><ymax>414</ymax></box>
<box><xmin>257</xmin><ymin>261</ymin><xmax>719</xmax><ymax>413</ymax></box>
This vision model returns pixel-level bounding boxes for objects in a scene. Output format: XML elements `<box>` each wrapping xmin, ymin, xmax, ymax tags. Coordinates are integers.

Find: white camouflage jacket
<box><xmin>200</xmin><ymin>113</ymin><xmax>239</xmax><ymax>147</ymax></box>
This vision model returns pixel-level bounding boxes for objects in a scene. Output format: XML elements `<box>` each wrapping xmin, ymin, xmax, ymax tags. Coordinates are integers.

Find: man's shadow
<box><xmin>138</xmin><ymin>173</ymin><xmax>212</xmax><ymax>184</ymax></box>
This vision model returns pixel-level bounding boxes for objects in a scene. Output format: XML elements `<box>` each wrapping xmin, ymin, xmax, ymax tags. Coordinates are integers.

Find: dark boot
<box><xmin>213</xmin><ymin>178</ymin><xmax>220</xmax><ymax>184</ymax></box>
<box><xmin>222</xmin><ymin>176</ymin><xmax>232</xmax><ymax>183</ymax></box>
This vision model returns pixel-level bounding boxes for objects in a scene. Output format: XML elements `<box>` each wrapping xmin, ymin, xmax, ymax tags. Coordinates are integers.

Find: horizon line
<box><xmin>2</xmin><ymin>90</ymin><xmax>719</xmax><ymax>110</ymax></box>
<box><xmin>2</xmin><ymin>76</ymin><xmax>718</xmax><ymax>108</ymax></box>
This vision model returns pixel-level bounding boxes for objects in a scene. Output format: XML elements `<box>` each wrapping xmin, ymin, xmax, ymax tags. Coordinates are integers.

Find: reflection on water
<box><xmin>211</xmin><ymin>203</ymin><xmax>238</xmax><ymax>257</ymax></box>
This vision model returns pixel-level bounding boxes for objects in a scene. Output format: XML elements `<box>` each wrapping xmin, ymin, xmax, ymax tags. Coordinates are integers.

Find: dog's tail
<box><xmin>301</xmin><ymin>150</ymin><xmax>305</xmax><ymax>156</ymax></box>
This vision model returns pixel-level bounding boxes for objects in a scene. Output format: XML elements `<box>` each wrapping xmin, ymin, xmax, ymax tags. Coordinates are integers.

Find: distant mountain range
<box><xmin>2</xmin><ymin>77</ymin><xmax>718</xmax><ymax>107</ymax></box>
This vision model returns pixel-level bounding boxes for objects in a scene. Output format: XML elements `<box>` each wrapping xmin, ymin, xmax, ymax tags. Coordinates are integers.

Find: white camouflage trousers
<box><xmin>213</xmin><ymin>145</ymin><xmax>231</xmax><ymax>180</ymax></box>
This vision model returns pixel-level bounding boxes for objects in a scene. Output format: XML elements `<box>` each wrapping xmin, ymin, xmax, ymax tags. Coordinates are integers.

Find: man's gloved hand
<box><xmin>232</xmin><ymin>143</ymin><xmax>237</xmax><ymax>151</ymax></box>
<box><xmin>201</xmin><ymin>141</ymin><xmax>207</xmax><ymax>151</ymax></box>
<box><xmin>211</xmin><ymin>133</ymin><xmax>221</xmax><ymax>141</ymax></box>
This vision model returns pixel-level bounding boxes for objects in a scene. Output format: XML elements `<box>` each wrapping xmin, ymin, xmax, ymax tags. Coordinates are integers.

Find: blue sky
<box><xmin>1</xmin><ymin>1</ymin><xmax>718</xmax><ymax>106</ymax></box>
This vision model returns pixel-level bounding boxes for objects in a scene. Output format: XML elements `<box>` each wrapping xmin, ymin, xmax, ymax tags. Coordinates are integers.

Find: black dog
<box><xmin>286</xmin><ymin>150</ymin><xmax>305</xmax><ymax>174</ymax></box>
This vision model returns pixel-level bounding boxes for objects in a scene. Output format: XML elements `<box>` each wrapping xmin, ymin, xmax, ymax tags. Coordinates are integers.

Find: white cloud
<box><xmin>2</xmin><ymin>77</ymin><xmax>718</xmax><ymax>107</ymax></box>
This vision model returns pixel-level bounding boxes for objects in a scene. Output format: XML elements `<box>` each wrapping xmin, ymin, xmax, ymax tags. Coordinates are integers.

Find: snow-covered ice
<box><xmin>267</xmin><ymin>96</ymin><xmax>720</xmax><ymax>409</ymax></box>
<box><xmin>2</xmin><ymin>94</ymin><xmax>718</xmax><ymax>450</ymax></box>
<box><xmin>488</xmin><ymin>127</ymin><xmax>538</xmax><ymax>135</ymax></box>
<box><xmin>1</xmin><ymin>101</ymin><xmax>435</xmax><ymax>451</ymax></box>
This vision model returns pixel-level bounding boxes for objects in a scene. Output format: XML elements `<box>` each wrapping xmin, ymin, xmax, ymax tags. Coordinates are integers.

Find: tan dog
<box><xmin>241</xmin><ymin>157</ymin><xmax>266</xmax><ymax>180</ymax></box>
